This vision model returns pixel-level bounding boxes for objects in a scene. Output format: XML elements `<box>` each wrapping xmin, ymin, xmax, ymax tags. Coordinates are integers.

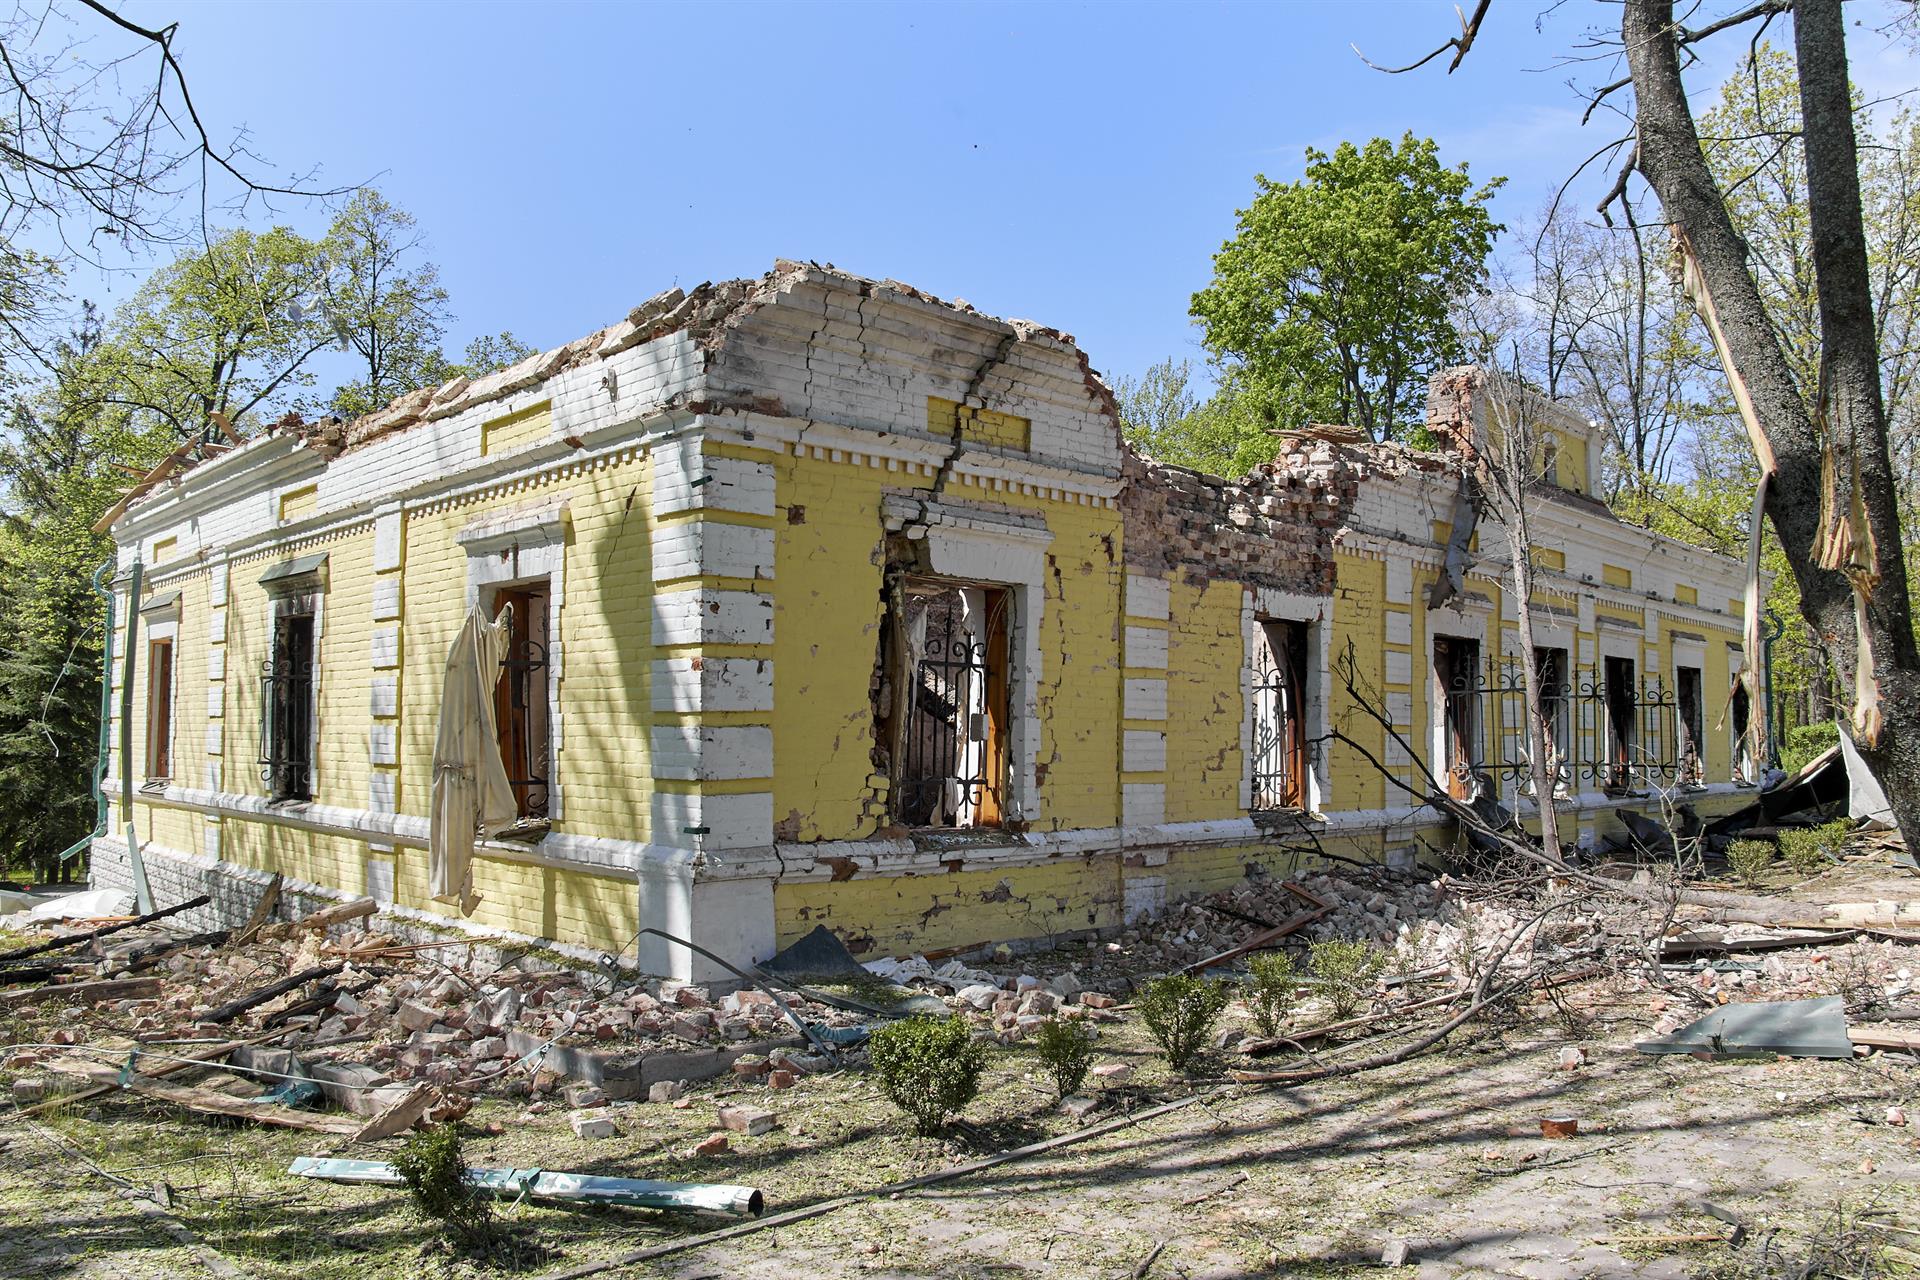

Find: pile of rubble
<box><xmin>887</xmin><ymin>868</ymin><xmax>1551</xmax><ymax>997</ymax></box>
<box><xmin>0</xmin><ymin>894</ymin><xmax>874</xmax><ymax>1138</ymax></box>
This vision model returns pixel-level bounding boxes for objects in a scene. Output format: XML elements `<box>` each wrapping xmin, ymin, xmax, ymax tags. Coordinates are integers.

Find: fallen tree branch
<box><xmin>202</xmin><ymin>964</ymin><xmax>343</xmax><ymax>1025</ymax></box>
<box><xmin>0</xmin><ymin>894</ymin><xmax>209</xmax><ymax>965</ymax></box>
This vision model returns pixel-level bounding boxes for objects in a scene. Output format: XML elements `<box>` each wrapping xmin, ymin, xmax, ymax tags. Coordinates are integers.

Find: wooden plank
<box><xmin>233</xmin><ymin>873</ymin><xmax>281</xmax><ymax>946</ymax></box>
<box><xmin>351</xmin><ymin>1084</ymin><xmax>438</xmax><ymax>1142</ymax></box>
<box><xmin>0</xmin><ymin>976</ymin><xmax>164</xmax><ymax>1010</ymax></box>
<box><xmin>203</xmin><ymin>964</ymin><xmax>344</xmax><ymax>1025</ymax></box>
<box><xmin>14</xmin><ymin>1040</ymin><xmax>242</xmax><ymax>1119</ymax></box>
<box><xmin>298</xmin><ymin>897</ymin><xmax>376</xmax><ymax>931</ymax></box>
<box><xmin>42</xmin><ymin>1058</ymin><xmax>363</xmax><ymax>1134</ymax></box>
<box><xmin>1849</xmin><ymin>1025</ymin><xmax>1920</xmax><ymax>1052</ymax></box>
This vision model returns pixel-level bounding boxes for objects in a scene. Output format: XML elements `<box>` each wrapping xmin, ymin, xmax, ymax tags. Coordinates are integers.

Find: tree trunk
<box><xmin>1622</xmin><ymin>0</ymin><xmax>1920</xmax><ymax>838</ymax></box>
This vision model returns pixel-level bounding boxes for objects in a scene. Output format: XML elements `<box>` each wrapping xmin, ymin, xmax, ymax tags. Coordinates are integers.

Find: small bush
<box><xmin>1779</xmin><ymin>819</ymin><xmax>1850</xmax><ymax>876</ymax></box>
<box><xmin>1725</xmin><ymin>838</ymin><xmax>1775</xmax><ymax>888</ymax></box>
<box><xmin>1032</xmin><ymin>1018</ymin><xmax>1095</xmax><ymax>1097</ymax></box>
<box><xmin>1245</xmin><ymin>951</ymin><xmax>1300</xmax><ymax>1038</ymax></box>
<box><xmin>1309</xmin><ymin>939</ymin><xmax>1387</xmax><ymax>1020</ymax></box>
<box><xmin>1136</xmin><ymin>974</ymin><xmax>1229</xmax><ymax>1073</ymax></box>
<box><xmin>391</xmin><ymin>1124</ymin><xmax>491</xmax><ymax>1247</ymax></box>
<box><xmin>868</xmin><ymin>1014</ymin><xmax>987</xmax><ymax>1134</ymax></box>
<box><xmin>1780</xmin><ymin>722</ymin><xmax>1840</xmax><ymax>775</ymax></box>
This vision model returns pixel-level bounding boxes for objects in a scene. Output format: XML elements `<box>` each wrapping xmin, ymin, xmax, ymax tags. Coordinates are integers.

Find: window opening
<box><xmin>1677</xmin><ymin>665</ymin><xmax>1704</xmax><ymax>784</ymax></box>
<box><xmin>260</xmin><ymin>608</ymin><xmax>315</xmax><ymax>802</ymax></box>
<box><xmin>1731</xmin><ymin>679</ymin><xmax>1753</xmax><ymax>782</ymax></box>
<box><xmin>1603</xmin><ymin>655</ymin><xmax>1637</xmax><ymax>792</ymax></box>
<box><xmin>1534</xmin><ymin>645</ymin><xmax>1570</xmax><ymax>789</ymax></box>
<box><xmin>1434</xmin><ymin>636</ymin><xmax>1482</xmax><ymax>800</ymax></box>
<box><xmin>1251</xmin><ymin>619</ymin><xmax>1310</xmax><ymax>810</ymax></box>
<box><xmin>146</xmin><ymin>636</ymin><xmax>174</xmax><ymax>780</ymax></box>
<box><xmin>1540</xmin><ymin>438</ymin><xmax>1560</xmax><ymax>485</ymax></box>
<box><xmin>493</xmin><ymin>584</ymin><xmax>551</xmax><ymax>821</ymax></box>
<box><xmin>877</xmin><ymin>577</ymin><xmax>1010</xmax><ymax>829</ymax></box>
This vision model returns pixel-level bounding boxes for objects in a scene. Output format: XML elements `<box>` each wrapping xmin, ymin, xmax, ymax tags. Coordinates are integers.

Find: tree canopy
<box><xmin>1190</xmin><ymin>133</ymin><xmax>1504</xmax><ymax>448</ymax></box>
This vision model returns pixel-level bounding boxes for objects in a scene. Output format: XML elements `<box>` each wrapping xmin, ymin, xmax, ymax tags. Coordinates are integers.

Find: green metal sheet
<box><xmin>289</xmin><ymin>1156</ymin><xmax>763</xmax><ymax>1217</ymax></box>
<box><xmin>1634</xmin><ymin>995</ymin><xmax>1853</xmax><ymax>1059</ymax></box>
<box><xmin>258</xmin><ymin>553</ymin><xmax>328</xmax><ymax>587</ymax></box>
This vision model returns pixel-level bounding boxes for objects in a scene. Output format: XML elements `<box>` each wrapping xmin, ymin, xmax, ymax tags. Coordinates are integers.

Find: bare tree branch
<box><xmin>1353</xmin><ymin>0</ymin><xmax>1492</xmax><ymax>75</ymax></box>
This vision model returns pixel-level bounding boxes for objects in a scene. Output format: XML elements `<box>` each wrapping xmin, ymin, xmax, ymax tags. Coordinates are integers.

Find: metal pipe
<box><xmin>116</xmin><ymin>560</ymin><xmax>153</xmax><ymax>911</ymax></box>
<box><xmin>289</xmin><ymin>1157</ymin><xmax>765</xmax><ymax>1218</ymax></box>
<box><xmin>54</xmin><ymin>561</ymin><xmax>119</xmax><ymax>864</ymax></box>
<box><xmin>118</xmin><ymin>559</ymin><xmax>142</xmax><ymax>822</ymax></box>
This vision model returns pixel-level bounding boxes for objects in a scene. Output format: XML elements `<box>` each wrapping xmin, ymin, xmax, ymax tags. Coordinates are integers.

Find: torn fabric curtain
<box><xmin>429</xmin><ymin>602</ymin><xmax>517</xmax><ymax>916</ymax></box>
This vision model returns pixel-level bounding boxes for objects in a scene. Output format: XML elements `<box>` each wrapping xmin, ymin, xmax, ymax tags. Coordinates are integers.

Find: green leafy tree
<box><xmin>0</xmin><ymin>307</ymin><xmax>173</xmax><ymax>880</ymax></box>
<box><xmin>457</xmin><ymin>331</ymin><xmax>538</xmax><ymax>377</ymax></box>
<box><xmin>1191</xmin><ymin>134</ymin><xmax>1503</xmax><ymax>446</ymax></box>
<box><xmin>1113</xmin><ymin>357</ymin><xmax>1279</xmax><ymax>478</ymax></box>
<box><xmin>97</xmin><ymin>225</ymin><xmax>335</xmax><ymax>437</ymax></box>
<box><xmin>321</xmin><ymin>190</ymin><xmax>453</xmax><ymax>419</ymax></box>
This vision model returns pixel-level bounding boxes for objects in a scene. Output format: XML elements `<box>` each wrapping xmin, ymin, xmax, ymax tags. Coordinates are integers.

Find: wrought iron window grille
<box><xmin>1250</xmin><ymin>620</ymin><xmax>1311</xmax><ymax>811</ymax></box>
<box><xmin>884</xmin><ymin>583</ymin><xmax>1009</xmax><ymax>829</ymax></box>
<box><xmin>499</xmin><ymin>631</ymin><xmax>550</xmax><ymax>820</ymax></box>
<box><xmin>1442</xmin><ymin>655</ymin><xmax>1681</xmax><ymax>796</ymax></box>
<box><xmin>259</xmin><ymin>611</ymin><xmax>315</xmax><ymax>803</ymax></box>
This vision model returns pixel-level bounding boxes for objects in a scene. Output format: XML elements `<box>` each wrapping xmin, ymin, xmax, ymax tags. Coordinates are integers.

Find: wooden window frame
<box><xmin>145</xmin><ymin>635</ymin><xmax>174</xmax><ymax>782</ymax></box>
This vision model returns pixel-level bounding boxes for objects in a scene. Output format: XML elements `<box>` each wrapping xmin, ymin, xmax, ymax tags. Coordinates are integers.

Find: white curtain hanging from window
<box><xmin>429</xmin><ymin>602</ymin><xmax>517</xmax><ymax>916</ymax></box>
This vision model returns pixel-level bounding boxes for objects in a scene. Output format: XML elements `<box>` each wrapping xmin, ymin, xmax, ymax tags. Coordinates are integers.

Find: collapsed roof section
<box><xmin>99</xmin><ymin>260</ymin><xmax>1130</xmax><ymax>534</ymax></box>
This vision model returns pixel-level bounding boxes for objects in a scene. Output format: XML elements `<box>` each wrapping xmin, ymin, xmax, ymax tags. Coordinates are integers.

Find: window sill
<box><xmin>266</xmin><ymin>798</ymin><xmax>314</xmax><ymax>814</ymax></box>
<box><xmin>491</xmin><ymin>819</ymin><xmax>551</xmax><ymax>846</ymax></box>
<box><xmin>139</xmin><ymin>779</ymin><xmax>169</xmax><ymax>794</ymax></box>
<box><xmin>1250</xmin><ymin>806</ymin><xmax>1323</xmax><ymax>826</ymax></box>
<box><xmin>905</xmin><ymin>826</ymin><xmax>1017</xmax><ymax>853</ymax></box>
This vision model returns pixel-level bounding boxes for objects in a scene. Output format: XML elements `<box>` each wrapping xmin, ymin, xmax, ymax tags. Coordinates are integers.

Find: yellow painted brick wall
<box><xmin>926</xmin><ymin>396</ymin><xmax>1031</xmax><ymax>451</ymax></box>
<box><xmin>1332</xmin><ymin>552</ymin><xmax>1390</xmax><ymax>810</ymax></box>
<box><xmin>1163</xmin><ymin>576</ymin><xmax>1245</xmax><ymax>823</ymax></box>
<box><xmin>480</xmin><ymin>401</ymin><xmax>554</xmax><ymax>457</ymax></box>
<box><xmin>771</xmin><ymin>452</ymin><xmax>1123</xmax><ymax>841</ymax></box>
<box><xmin>776</xmin><ymin>856</ymin><xmax>1124</xmax><ymax>957</ymax></box>
<box><xmin>223</xmin><ymin>527</ymin><xmax>371</xmax><ymax>805</ymax></box>
<box><xmin>770</xmin><ymin>450</ymin><xmax>895</xmax><ymax>843</ymax></box>
<box><xmin>278</xmin><ymin>485</ymin><xmax>318</xmax><ymax>523</ymax></box>
<box><xmin>399</xmin><ymin>454</ymin><xmax>657</xmax><ymax>845</ymax></box>
<box><xmin>1031</xmin><ymin>491</ymin><xmax>1125</xmax><ymax>831</ymax></box>
<box><xmin>317</xmin><ymin>529</ymin><xmax>376</xmax><ymax>811</ymax></box>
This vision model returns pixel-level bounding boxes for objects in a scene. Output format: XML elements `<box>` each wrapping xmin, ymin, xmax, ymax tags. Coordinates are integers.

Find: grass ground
<box><xmin>5</xmin><ymin>966</ymin><xmax>1920</xmax><ymax>1280</ymax></box>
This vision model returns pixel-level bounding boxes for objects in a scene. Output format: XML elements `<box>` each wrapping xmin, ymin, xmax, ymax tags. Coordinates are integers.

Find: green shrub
<box><xmin>1032</xmin><ymin>1018</ymin><xmax>1095</xmax><ymax>1098</ymax></box>
<box><xmin>1725</xmin><ymin>838</ymin><xmax>1775</xmax><ymax>888</ymax></box>
<box><xmin>1136</xmin><ymin>974</ymin><xmax>1230</xmax><ymax>1073</ymax></box>
<box><xmin>1781</xmin><ymin>722</ymin><xmax>1840</xmax><ymax>775</ymax></box>
<box><xmin>1309</xmin><ymin>939</ymin><xmax>1387</xmax><ymax>1020</ymax></box>
<box><xmin>1245</xmin><ymin>951</ymin><xmax>1301</xmax><ymax>1037</ymax></box>
<box><xmin>391</xmin><ymin>1124</ymin><xmax>492</xmax><ymax>1246</ymax></box>
<box><xmin>1778</xmin><ymin>819</ymin><xmax>1851</xmax><ymax>876</ymax></box>
<box><xmin>868</xmin><ymin>1014</ymin><xmax>987</xmax><ymax>1134</ymax></box>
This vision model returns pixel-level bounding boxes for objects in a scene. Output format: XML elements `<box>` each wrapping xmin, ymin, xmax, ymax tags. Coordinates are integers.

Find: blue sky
<box><xmin>85</xmin><ymin>1</ymin><xmax>1920</xmax><ymax>392</ymax></box>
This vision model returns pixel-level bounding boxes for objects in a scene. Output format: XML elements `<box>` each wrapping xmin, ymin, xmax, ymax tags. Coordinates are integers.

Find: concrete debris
<box><xmin>716</xmin><ymin>1104</ymin><xmax>777</xmax><ymax>1137</ymax></box>
<box><xmin>569</xmin><ymin>1109</ymin><xmax>617</xmax><ymax>1139</ymax></box>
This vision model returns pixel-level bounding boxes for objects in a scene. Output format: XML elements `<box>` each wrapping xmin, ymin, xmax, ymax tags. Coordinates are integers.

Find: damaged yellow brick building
<box><xmin>92</xmin><ymin>262</ymin><xmax>1759</xmax><ymax>979</ymax></box>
